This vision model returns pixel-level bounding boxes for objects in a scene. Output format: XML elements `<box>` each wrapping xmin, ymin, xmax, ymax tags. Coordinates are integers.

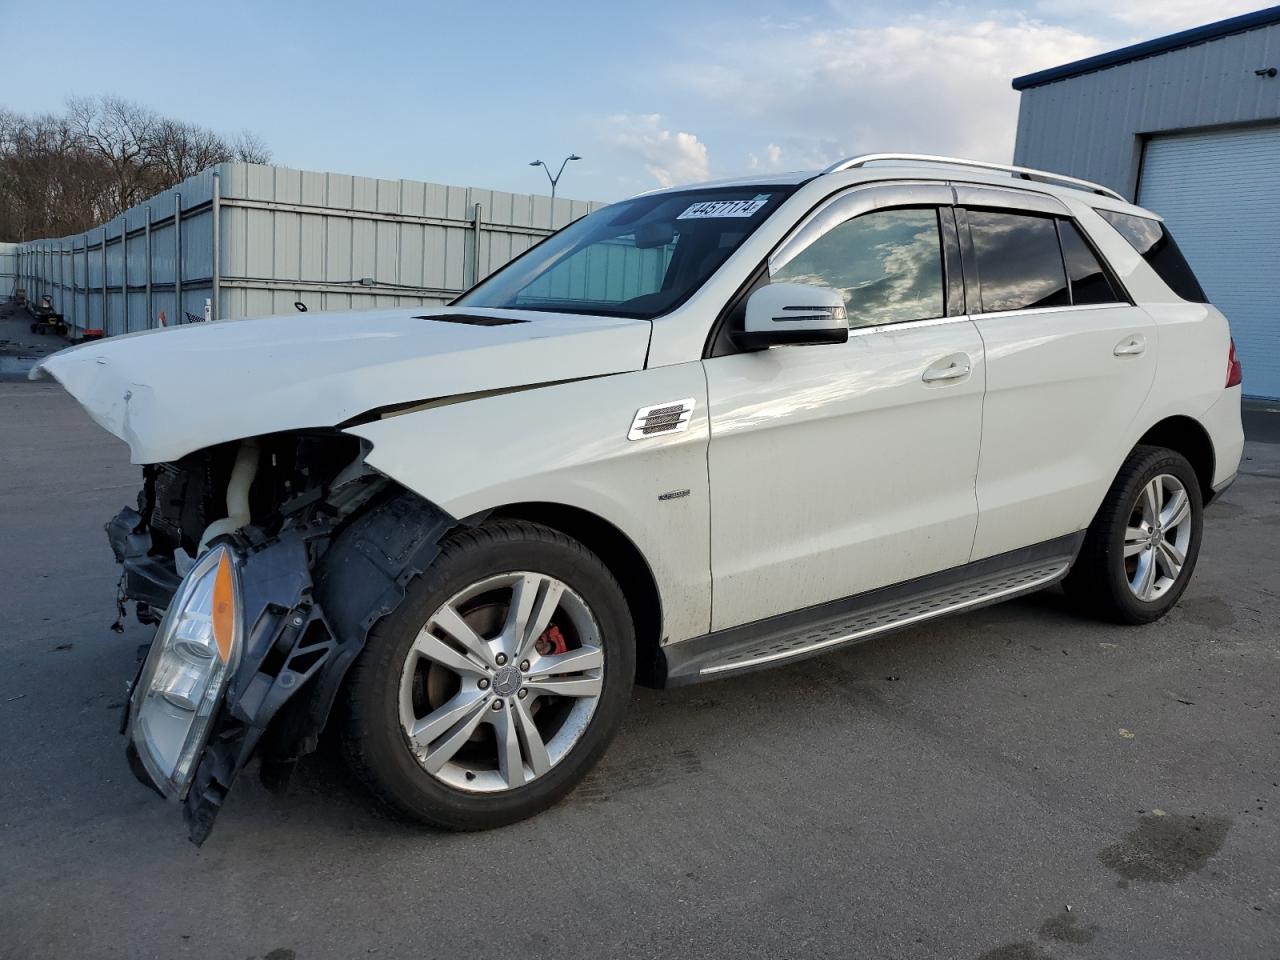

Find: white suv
<box><xmin>35</xmin><ymin>154</ymin><xmax>1244</xmax><ymax>842</ymax></box>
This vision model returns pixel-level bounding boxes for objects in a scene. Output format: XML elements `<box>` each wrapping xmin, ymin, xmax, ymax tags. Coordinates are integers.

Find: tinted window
<box><xmin>968</xmin><ymin>210</ymin><xmax>1070</xmax><ymax>313</ymax></box>
<box><xmin>1096</xmin><ymin>209</ymin><xmax>1208</xmax><ymax>303</ymax></box>
<box><xmin>1058</xmin><ymin>220</ymin><xmax>1121</xmax><ymax>305</ymax></box>
<box><xmin>456</xmin><ymin>186</ymin><xmax>794</xmax><ymax>319</ymax></box>
<box><xmin>771</xmin><ymin>208</ymin><xmax>944</xmax><ymax>328</ymax></box>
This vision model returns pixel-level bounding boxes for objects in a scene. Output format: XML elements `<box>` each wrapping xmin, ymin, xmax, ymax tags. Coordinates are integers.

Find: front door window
<box><xmin>771</xmin><ymin>208</ymin><xmax>946</xmax><ymax>328</ymax></box>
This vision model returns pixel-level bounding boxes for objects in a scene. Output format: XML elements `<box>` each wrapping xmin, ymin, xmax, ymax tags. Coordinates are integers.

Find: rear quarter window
<box><xmin>1057</xmin><ymin>220</ymin><xmax>1123</xmax><ymax>306</ymax></box>
<box><xmin>1095</xmin><ymin>209</ymin><xmax>1208</xmax><ymax>303</ymax></box>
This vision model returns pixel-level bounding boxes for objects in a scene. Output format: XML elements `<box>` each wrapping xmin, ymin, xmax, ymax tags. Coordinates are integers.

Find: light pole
<box><xmin>529</xmin><ymin>154</ymin><xmax>581</xmax><ymax>201</ymax></box>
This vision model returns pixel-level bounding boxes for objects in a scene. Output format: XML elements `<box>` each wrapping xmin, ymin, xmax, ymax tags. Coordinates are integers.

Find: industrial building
<box><xmin>1012</xmin><ymin>6</ymin><xmax>1280</xmax><ymax>399</ymax></box>
<box><xmin>7</xmin><ymin>164</ymin><xmax>600</xmax><ymax>338</ymax></box>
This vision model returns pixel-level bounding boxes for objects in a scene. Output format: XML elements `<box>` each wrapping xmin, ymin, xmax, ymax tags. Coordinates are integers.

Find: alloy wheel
<box><xmin>397</xmin><ymin>572</ymin><xmax>604</xmax><ymax>793</ymax></box>
<box><xmin>1123</xmin><ymin>473</ymin><xmax>1194</xmax><ymax>602</ymax></box>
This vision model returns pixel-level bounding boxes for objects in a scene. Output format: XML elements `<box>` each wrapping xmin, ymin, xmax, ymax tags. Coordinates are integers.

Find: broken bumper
<box><xmin>114</xmin><ymin>511</ymin><xmax>340</xmax><ymax>844</ymax></box>
<box><xmin>106</xmin><ymin>507</ymin><xmax>181</xmax><ymax>618</ymax></box>
<box><xmin>108</xmin><ymin>491</ymin><xmax>453</xmax><ymax>843</ymax></box>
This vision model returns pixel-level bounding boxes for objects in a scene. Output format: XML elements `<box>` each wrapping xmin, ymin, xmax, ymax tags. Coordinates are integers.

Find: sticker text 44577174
<box><xmin>676</xmin><ymin>194</ymin><xmax>772</xmax><ymax>220</ymax></box>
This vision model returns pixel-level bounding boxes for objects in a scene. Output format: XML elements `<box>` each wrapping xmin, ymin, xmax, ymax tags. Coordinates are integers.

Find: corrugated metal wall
<box><xmin>1013</xmin><ymin>19</ymin><xmax>1280</xmax><ymax>199</ymax></box>
<box><xmin>12</xmin><ymin>163</ymin><xmax>604</xmax><ymax>337</ymax></box>
<box><xmin>1137</xmin><ymin>126</ymin><xmax>1280</xmax><ymax>398</ymax></box>
<box><xmin>14</xmin><ymin>169</ymin><xmax>219</xmax><ymax>336</ymax></box>
<box><xmin>0</xmin><ymin>242</ymin><xmax>17</xmax><ymax>298</ymax></box>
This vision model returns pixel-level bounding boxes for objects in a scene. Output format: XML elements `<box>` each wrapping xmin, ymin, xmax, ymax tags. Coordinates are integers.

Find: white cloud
<box><xmin>670</xmin><ymin>16</ymin><xmax>1108</xmax><ymax>168</ymax></box>
<box><xmin>602</xmin><ymin>113</ymin><xmax>710</xmax><ymax>187</ymax></box>
<box><xmin>1035</xmin><ymin>0</ymin><xmax>1261</xmax><ymax>31</ymax></box>
<box><xmin>594</xmin><ymin>4</ymin><xmax>1250</xmax><ymax>192</ymax></box>
<box><xmin>747</xmin><ymin>142</ymin><xmax>785</xmax><ymax>171</ymax></box>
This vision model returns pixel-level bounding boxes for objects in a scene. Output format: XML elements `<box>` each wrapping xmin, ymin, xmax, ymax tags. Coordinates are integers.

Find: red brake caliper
<box><xmin>534</xmin><ymin>624</ymin><xmax>568</xmax><ymax>656</ymax></box>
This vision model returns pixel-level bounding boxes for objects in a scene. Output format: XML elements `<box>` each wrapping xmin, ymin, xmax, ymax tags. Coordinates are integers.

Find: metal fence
<box><xmin>0</xmin><ymin>242</ymin><xmax>17</xmax><ymax>299</ymax></box>
<box><xmin>10</xmin><ymin>163</ymin><xmax>604</xmax><ymax>337</ymax></box>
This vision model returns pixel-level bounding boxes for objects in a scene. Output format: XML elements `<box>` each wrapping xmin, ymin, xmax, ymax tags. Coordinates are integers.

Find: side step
<box><xmin>662</xmin><ymin>536</ymin><xmax>1079</xmax><ymax>685</ymax></box>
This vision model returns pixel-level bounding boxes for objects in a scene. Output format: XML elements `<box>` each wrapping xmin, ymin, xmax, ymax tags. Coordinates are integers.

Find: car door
<box><xmin>955</xmin><ymin>186</ymin><xmax>1158</xmax><ymax>560</ymax></box>
<box><xmin>702</xmin><ymin>184</ymin><xmax>986</xmax><ymax>631</ymax></box>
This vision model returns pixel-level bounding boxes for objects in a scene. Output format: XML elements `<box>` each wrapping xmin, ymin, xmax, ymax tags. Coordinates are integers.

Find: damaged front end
<box><xmin>109</xmin><ymin>432</ymin><xmax>454</xmax><ymax>844</ymax></box>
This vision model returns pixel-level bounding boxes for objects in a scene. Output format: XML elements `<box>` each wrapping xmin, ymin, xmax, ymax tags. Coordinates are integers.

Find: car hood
<box><xmin>31</xmin><ymin>307</ymin><xmax>652</xmax><ymax>463</ymax></box>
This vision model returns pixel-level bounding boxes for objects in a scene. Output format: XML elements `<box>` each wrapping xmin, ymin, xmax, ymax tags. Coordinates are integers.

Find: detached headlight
<box><xmin>130</xmin><ymin>544</ymin><xmax>243</xmax><ymax>799</ymax></box>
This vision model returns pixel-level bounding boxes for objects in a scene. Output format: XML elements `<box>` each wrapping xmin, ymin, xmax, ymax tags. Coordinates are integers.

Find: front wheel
<box><xmin>1064</xmin><ymin>445</ymin><xmax>1203</xmax><ymax>624</ymax></box>
<box><xmin>340</xmin><ymin>520</ymin><xmax>635</xmax><ymax>830</ymax></box>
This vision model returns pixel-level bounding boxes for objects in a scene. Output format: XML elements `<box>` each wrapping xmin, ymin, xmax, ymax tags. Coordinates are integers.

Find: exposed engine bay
<box><xmin>113</xmin><ymin>432</ymin><xmax>367</xmax><ymax>619</ymax></box>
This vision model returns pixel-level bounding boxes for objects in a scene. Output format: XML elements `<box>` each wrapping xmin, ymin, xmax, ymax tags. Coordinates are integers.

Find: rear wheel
<box><xmin>340</xmin><ymin>520</ymin><xmax>635</xmax><ymax>829</ymax></box>
<box><xmin>1064</xmin><ymin>445</ymin><xmax>1203</xmax><ymax>624</ymax></box>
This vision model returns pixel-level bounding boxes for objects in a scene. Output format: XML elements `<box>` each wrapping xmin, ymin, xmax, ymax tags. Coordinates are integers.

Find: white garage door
<box><xmin>1138</xmin><ymin>125</ymin><xmax>1280</xmax><ymax>399</ymax></box>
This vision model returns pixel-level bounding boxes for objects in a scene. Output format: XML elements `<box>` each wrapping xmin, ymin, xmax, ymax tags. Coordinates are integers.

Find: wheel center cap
<box><xmin>492</xmin><ymin>665</ymin><xmax>522</xmax><ymax>697</ymax></box>
<box><xmin>1151</xmin><ymin>526</ymin><xmax>1163</xmax><ymax>546</ymax></box>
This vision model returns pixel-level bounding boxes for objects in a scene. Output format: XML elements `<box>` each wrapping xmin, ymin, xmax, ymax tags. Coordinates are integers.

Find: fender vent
<box><xmin>629</xmin><ymin>398</ymin><xmax>696</xmax><ymax>441</ymax></box>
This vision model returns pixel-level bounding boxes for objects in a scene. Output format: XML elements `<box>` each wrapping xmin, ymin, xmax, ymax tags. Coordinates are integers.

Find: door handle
<box><xmin>922</xmin><ymin>353</ymin><xmax>972</xmax><ymax>383</ymax></box>
<box><xmin>1114</xmin><ymin>334</ymin><xmax>1147</xmax><ymax>357</ymax></box>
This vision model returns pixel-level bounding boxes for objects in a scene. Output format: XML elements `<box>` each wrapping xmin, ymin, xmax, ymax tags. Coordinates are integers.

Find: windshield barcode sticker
<box><xmin>676</xmin><ymin>194</ymin><xmax>771</xmax><ymax>220</ymax></box>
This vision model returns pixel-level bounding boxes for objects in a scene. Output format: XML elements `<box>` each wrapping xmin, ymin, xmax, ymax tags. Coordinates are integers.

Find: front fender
<box><xmin>345</xmin><ymin>363</ymin><xmax>713</xmax><ymax>644</ymax></box>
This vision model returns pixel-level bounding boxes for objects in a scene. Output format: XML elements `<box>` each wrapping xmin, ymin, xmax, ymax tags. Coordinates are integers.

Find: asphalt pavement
<box><xmin>0</xmin><ymin>304</ymin><xmax>61</xmax><ymax>378</ymax></box>
<box><xmin>1</xmin><ymin>381</ymin><xmax>1277</xmax><ymax>960</ymax></box>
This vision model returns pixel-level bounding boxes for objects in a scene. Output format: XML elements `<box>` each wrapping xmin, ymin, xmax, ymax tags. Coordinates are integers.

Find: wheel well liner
<box><xmin>308</xmin><ymin>490</ymin><xmax>458</xmax><ymax>734</ymax></box>
<box><xmin>1136</xmin><ymin>416</ymin><xmax>1216</xmax><ymax>502</ymax></box>
<box><xmin>487</xmin><ymin>502</ymin><xmax>666</xmax><ymax>687</ymax></box>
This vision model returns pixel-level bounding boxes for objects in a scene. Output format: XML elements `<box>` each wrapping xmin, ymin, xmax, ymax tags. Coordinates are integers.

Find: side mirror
<box><xmin>734</xmin><ymin>282</ymin><xmax>849</xmax><ymax>351</ymax></box>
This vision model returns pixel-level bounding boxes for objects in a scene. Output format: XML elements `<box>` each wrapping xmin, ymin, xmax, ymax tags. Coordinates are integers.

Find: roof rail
<box><xmin>822</xmin><ymin>153</ymin><xmax>1125</xmax><ymax>201</ymax></box>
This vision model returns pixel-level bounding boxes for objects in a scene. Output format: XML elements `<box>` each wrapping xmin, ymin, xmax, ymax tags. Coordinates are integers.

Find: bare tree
<box><xmin>0</xmin><ymin>96</ymin><xmax>272</xmax><ymax>241</ymax></box>
<box><xmin>0</xmin><ymin>109</ymin><xmax>113</xmax><ymax>240</ymax></box>
<box><xmin>67</xmin><ymin>95</ymin><xmax>156</xmax><ymax>217</ymax></box>
<box><xmin>233</xmin><ymin>130</ymin><xmax>272</xmax><ymax>165</ymax></box>
<box><xmin>148</xmin><ymin>118</ymin><xmax>234</xmax><ymax>183</ymax></box>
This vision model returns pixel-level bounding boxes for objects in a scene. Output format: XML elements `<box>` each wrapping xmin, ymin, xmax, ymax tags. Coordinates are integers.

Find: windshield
<box><xmin>455</xmin><ymin>185</ymin><xmax>796</xmax><ymax>319</ymax></box>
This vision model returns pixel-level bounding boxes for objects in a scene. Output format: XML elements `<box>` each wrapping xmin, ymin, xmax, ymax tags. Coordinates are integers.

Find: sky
<box><xmin>3</xmin><ymin>0</ymin><xmax>1266</xmax><ymax>202</ymax></box>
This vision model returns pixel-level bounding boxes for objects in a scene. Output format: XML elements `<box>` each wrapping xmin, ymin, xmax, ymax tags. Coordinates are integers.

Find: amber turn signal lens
<box><xmin>211</xmin><ymin>550</ymin><xmax>236</xmax><ymax>663</ymax></box>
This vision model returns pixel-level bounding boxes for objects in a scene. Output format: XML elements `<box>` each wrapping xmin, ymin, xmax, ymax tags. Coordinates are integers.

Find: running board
<box><xmin>660</xmin><ymin>535</ymin><xmax>1080</xmax><ymax>686</ymax></box>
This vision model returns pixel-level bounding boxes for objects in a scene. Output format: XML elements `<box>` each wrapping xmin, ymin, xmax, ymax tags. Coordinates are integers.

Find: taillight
<box><xmin>1226</xmin><ymin>338</ymin><xmax>1242</xmax><ymax>388</ymax></box>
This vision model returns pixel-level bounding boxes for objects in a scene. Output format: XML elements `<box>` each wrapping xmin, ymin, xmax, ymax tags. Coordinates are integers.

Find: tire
<box><xmin>1064</xmin><ymin>445</ymin><xmax>1203</xmax><ymax>624</ymax></box>
<box><xmin>340</xmin><ymin>519</ymin><xmax>635</xmax><ymax>830</ymax></box>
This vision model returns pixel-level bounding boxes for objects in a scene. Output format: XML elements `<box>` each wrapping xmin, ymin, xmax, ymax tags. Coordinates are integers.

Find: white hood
<box><xmin>31</xmin><ymin>306</ymin><xmax>652</xmax><ymax>463</ymax></box>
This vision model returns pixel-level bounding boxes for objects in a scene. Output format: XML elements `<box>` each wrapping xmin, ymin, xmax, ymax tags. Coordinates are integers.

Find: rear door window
<box><xmin>967</xmin><ymin>210</ymin><xmax>1070</xmax><ymax>313</ymax></box>
<box><xmin>1095</xmin><ymin>209</ymin><xmax>1208</xmax><ymax>303</ymax></box>
<box><xmin>1057</xmin><ymin>220</ymin><xmax>1122</xmax><ymax>305</ymax></box>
